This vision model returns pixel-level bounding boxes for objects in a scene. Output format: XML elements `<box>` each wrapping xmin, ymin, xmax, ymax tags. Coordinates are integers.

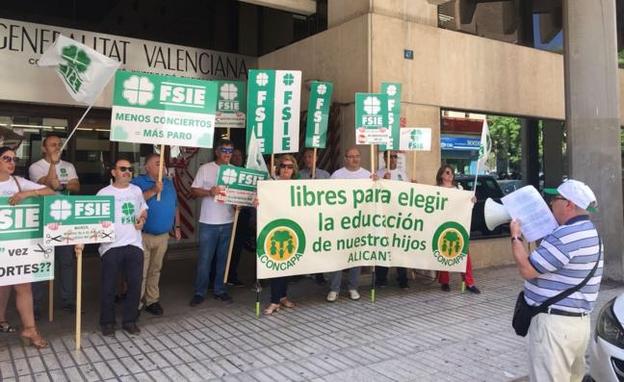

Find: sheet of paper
<box><xmin>501</xmin><ymin>185</ymin><xmax>558</xmax><ymax>242</ymax></box>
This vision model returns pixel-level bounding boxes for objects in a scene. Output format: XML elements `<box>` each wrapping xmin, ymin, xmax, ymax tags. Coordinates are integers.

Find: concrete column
<box><xmin>520</xmin><ymin>119</ymin><xmax>540</xmax><ymax>188</ymax></box>
<box><xmin>328</xmin><ymin>0</ymin><xmax>437</xmax><ymax>28</ymax></box>
<box><xmin>542</xmin><ymin>120</ymin><xmax>564</xmax><ymax>189</ymax></box>
<box><xmin>563</xmin><ymin>0</ymin><xmax>623</xmax><ymax>281</ymax></box>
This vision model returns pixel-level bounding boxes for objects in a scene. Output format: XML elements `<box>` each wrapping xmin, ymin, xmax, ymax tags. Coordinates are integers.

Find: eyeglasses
<box><xmin>550</xmin><ymin>196</ymin><xmax>567</xmax><ymax>205</ymax></box>
<box><xmin>280</xmin><ymin>163</ymin><xmax>294</xmax><ymax>169</ymax></box>
<box><xmin>0</xmin><ymin>155</ymin><xmax>18</xmax><ymax>164</ymax></box>
<box><xmin>444</xmin><ymin>170</ymin><xmax>453</xmax><ymax>175</ymax></box>
<box><xmin>219</xmin><ymin>147</ymin><xmax>234</xmax><ymax>154</ymax></box>
<box><xmin>345</xmin><ymin>155</ymin><xmax>360</xmax><ymax>159</ymax></box>
<box><xmin>117</xmin><ymin>166</ymin><xmax>134</xmax><ymax>173</ymax></box>
<box><xmin>390</xmin><ymin>155</ymin><xmax>398</xmax><ymax>159</ymax></box>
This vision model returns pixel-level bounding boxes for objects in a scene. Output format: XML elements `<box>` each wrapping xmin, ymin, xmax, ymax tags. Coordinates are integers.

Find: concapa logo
<box><xmin>431</xmin><ymin>222</ymin><xmax>469</xmax><ymax>267</ymax></box>
<box><xmin>257</xmin><ymin>219</ymin><xmax>305</xmax><ymax>272</ymax></box>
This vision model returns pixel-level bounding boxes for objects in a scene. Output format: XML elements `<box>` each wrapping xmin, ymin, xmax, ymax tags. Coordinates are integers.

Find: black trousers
<box><xmin>375</xmin><ymin>267</ymin><xmax>408</xmax><ymax>286</ymax></box>
<box><xmin>100</xmin><ymin>245</ymin><xmax>143</xmax><ymax>326</ymax></box>
<box><xmin>270</xmin><ymin>277</ymin><xmax>288</xmax><ymax>304</ymax></box>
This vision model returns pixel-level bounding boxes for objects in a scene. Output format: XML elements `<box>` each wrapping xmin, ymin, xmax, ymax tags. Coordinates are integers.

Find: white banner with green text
<box><xmin>256</xmin><ymin>179</ymin><xmax>473</xmax><ymax>279</ymax></box>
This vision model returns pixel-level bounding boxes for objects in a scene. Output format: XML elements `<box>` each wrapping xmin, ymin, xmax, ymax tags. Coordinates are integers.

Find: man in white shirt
<box><xmin>375</xmin><ymin>150</ymin><xmax>409</xmax><ymax>289</ymax></box>
<box><xmin>29</xmin><ymin>135</ymin><xmax>80</xmax><ymax>316</ymax></box>
<box><xmin>190</xmin><ymin>140</ymin><xmax>235</xmax><ymax>306</ymax></box>
<box><xmin>327</xmin><ymin>147</ymin><xmax>372</xmax><ymax>302</ymax></box>
<box><xmin>96</xmin><ymin>159</ymin><xmax>147</xmax><ymax>337</ymax></box>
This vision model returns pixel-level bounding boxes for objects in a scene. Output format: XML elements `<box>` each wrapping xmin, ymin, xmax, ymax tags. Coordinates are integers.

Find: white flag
<box><xmin>246</xmin><ymin>128</ymin><xmax>269</xmax><ymax>174</ymax></box>
<box><xmin>38</xmin><ymin>35</ymin><xmax>120</xmax><ymax>105</ymax></box>
<box><xmin>477</xmin><ymin>119</ymin><xmax>491</xmax><ymax>172</ymax></box>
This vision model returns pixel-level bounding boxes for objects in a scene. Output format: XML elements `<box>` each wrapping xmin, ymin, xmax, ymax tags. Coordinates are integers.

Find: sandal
<box><xmin>279</xmin><ymin>298</ymin><xmax>296</xmax><ymax>308</ymax></box>
<box><xmin>0</xmin><ymin>321</ymin><xmax>16</xmax><ymax>333</ymax></box>
<box><xmin>20</xmin><ymin>327</ymin><xmax>48</xmax><ymax>349</ymax></box>
<box><xmin>263</xmin><ymin>303</ymin><xmax>281</xmax><ymax>315</ymax></box>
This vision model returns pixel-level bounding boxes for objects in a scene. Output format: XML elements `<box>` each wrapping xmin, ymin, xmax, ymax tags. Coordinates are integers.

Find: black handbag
<box><xmin>512</xmin><ymin>237</ymin><xmax>601</xmax><ymax>337</ymax></box>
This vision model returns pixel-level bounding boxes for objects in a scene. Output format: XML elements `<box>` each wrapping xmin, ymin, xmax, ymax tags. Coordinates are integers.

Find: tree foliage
<box><xmin>487</xmin><ymin>116</ymin><xmax>522</xmax><ymax>173</ymax></box>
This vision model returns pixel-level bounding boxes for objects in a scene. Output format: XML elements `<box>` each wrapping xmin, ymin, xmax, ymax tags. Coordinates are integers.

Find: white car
<box><xmin>588</xmin><ymin>294</ymin><xmax>624</xmax><ymax>381</ymax></box>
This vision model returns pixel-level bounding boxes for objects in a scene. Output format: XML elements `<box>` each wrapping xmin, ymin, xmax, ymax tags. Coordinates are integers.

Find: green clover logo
<box><xmin>49</xmin><ymin>200</ymin><xmax>72</xmax><ymax>221</ymax></box>
<box><xmin>121</xmin><ymin>202</ymin><xmax>135</xmax><ymax>217</ymax></box>
<box><xmin>256</xmin><ymin>73</ymin><xmax>269</xmax><ymax>87</ymax></box>
<box><xmin>220</xmin><ymin>83</ymin><xmax>238</xmax><ymax>100</ymax></box>
<box><xmin>317</xmin><ymin>83</ymin><xmax>327</xmax><ymax>95</ymax></box>
<box><xmin>59</xmin><ymin>45</ymin><xmax>91</xmax><ymax>93</ymax></box>
<box><xmin>282</xmin><ymin>73</ymin><xmax>294</xmax><ymax>86</ymax></box>
<box><xmin>221</xmin><ymin>168</ymin><xmax>238</xmax><ymax>185</ymax></box>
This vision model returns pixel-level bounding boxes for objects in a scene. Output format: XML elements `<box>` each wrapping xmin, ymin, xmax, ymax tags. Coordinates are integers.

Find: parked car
<box><xmin>498</xmin><ymin>179</ymin><xmax>525</xmax><ymax>195</ymax></box>
<box><xmin>587</xmin><ymin>293</ymin><xmax>624</xmax><ymax>381</ymax></box>
<box><xmin>455</xmin><ymin>175</ymin><xmax>509</xmax><ymax>237</ymax></box>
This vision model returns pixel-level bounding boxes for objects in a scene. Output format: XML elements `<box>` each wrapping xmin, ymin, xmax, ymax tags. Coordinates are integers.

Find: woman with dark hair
<box><xmin>435</xmin><ymin>164</ymin><xmax>481</xmax><ymax>294</ymax></box>
<box><xmin>0</xmin><ymin>146</ymin><xmax>55</xmax><ymax>348</ymax></box>
<box><xmin>262</xmin><ymin>154</ymin><xmax>299</xmax><ymax>315</ymax></box>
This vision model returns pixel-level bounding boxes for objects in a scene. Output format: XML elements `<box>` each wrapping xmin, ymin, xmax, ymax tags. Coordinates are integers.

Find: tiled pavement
<box><xmin>1</xmin><ymin>265</ymin><xmax>623</xmax><ymax>382</ymax></box>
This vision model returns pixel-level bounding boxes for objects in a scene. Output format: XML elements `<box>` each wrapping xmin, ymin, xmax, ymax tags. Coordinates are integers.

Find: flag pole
<box><xmin>48</xmin><ymin>280</ymin><xmax>54</xmax><ymax>322</ymax></box>
<box><xmin>60</xmin><ymin>105</ymin><xmax>94</xmax><ymax>153</ymax></box>
<box><xmin>312</xmin><ymin>148</ymin><xmax>317</xmax><ymax>179</ymax></box>
<box><xmin>157</xmin><ymin>144</ymin><xmax>165</xmax><ymax>201</ymax></box>
<box><xmin>370</xmin><ymin>144</ymin><xmax>376</xmax><ymax>303</ymax></box>
<box><xmin>270</xmin><ymin>154</ymin><xmax>275</xmax><ymax>178</ymax></box>
<box><xmin>74</xmin><ymin>244</ymin><xmax>84</xmax><ymax>351</ymax></box>
<box><xmin>223</xmin><ymin>207</ymin><xmax>240</xmax><ymax>285</ymax></box>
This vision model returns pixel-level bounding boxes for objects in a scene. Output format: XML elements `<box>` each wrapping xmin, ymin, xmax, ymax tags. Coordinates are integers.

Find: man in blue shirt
<box><xmin>132</xmin><ymin>153</ymin><xmax>181</xmax><ymax>316</ymax></box>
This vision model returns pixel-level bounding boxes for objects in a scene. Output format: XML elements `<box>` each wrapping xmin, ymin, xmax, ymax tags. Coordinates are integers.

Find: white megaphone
<box><xmin>484</xmin><ymin>198</ymin><xmax>512</xmax><ymax>231</ymax></box>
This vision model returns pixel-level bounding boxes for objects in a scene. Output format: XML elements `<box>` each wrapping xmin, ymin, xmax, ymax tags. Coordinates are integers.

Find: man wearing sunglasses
<box><xmin>375</xmin><ymin>151</ymin><xmax>410</xmax><ymax>289</ymax></box>
<box><xmin>510</xmin><ymin>179</ymin><xmax>602</xmax><ymax>381</ymax></box>
<box><xmin>96</xmin><ymin>159</ymin><xmax>148</xmax><ymax>337</ymax></box>
<box><xmin>29</xmin><ymin>135</ymin><xmax>81</xmax><ymax>317</ymax></box>
<box><xmin>189</xmin><ymin>140</ymin><xmax>235</xmax><ymax>306</ymax></box>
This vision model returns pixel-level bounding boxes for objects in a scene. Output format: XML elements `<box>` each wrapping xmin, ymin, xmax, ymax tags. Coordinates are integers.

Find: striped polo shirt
<box><xmin>524</xmin><ymin>215</ymin><xmax>602</xmax><ymax>313</ymax></box>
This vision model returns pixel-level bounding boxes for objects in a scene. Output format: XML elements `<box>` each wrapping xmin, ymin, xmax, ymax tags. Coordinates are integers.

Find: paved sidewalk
<box><xmin>1</xmin><ymin>265</ymin><xmax>622</xmax><ymax>381</ymax></box>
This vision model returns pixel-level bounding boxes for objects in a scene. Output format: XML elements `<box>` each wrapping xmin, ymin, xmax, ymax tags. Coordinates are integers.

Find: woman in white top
<box><xmin>0</xmin><ymin>146</ymin><xmax>55</xmax><ymax>348</ymax></box>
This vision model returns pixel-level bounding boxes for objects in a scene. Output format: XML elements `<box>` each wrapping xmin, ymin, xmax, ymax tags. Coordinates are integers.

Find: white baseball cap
<box><xmin>544</xmin><ymin>179</ymin><xmax>598</xmax><ymax>212</ymax></box>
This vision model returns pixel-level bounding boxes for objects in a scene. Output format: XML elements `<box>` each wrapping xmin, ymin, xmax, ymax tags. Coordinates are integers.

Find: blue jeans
<box><xmin>195</xmin><ymin>222</ymin><xmax>232</xmax><ymax>297</ymax></box>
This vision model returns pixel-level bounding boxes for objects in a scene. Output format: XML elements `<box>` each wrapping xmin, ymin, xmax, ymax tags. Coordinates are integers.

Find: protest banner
<box><xmin>41</xmin><ymin>194</ymin><xmax>115</xmax><ymax>350</ymax></box>
<box><xmin>0</xmin><ymin>197</ymin><xmax>53</xmax><ymax>287</ymax></box>
<box><xmin>215</xmin><ymin>80</ymin><xmax>246</xmax><ymax>130</ymax></box>
<box><xmin>379</xmin><ymin>82</ymin><xmax>402</xmax><ymax>152</ymax></box>
<box><xmin>355</xmin><ymin>92</ymin><xmax>389</xmax><ymax>145</ymax></box>
<box><xmin>215</xmin><ymin>165</ymin><xmax>269</xmax><ymax>207</ymax></box>
<box><xmin>256</xmin><ymin>179</ymin><xmax>473</xmax><ymax>279</ymax></box>
<box><xmin>110</xmin><ymin>70</ymin><xmax>218</xmax><ymax>148</ymax></box>
<box><xmin>42</xmin><ymin>195</ymin><xmax>115</xmax><ymax>245</ymax></box>
<box><xmin>246</xmin><ymin>69</ymin><xmax>302</xmax><ymax>157</ymax></box>
<box><xmin>305</xmin><ymin>81</ymin><xmax>333</xmax><ymax>149</ymax></box>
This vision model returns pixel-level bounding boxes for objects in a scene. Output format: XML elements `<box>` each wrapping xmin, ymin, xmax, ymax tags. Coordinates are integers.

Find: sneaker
<box><xmin>326</xmin><ymin>291</ymin><xmax>338</xmax><ymax>302</ymax></box>
<box><xmin>466</xmin><ymin>285</ymin><xmax>481</xmax><ymax>294</ymax></box>
<box><xmin>214</xmin><ymin>293</ymin><xmax>233</xmax><ymax>304</ymax></box>
<box><xmin>122</xmin><ymin>322</ymin><xmax>141</xmax><ymax>335</ymax></box>
<box><xmin>101</xmin><ymin>324</ymin><xmax>115</xmax><ymax>337</ymax></box>
<box><xmin>189</xmin><ymin>295</ymin><xmax>205</xmax><ymax>307</ymax></box>
<box><xmin>348</xmin><ymin>289</ymin><xmax>360</xmax><ymax>300</ymax></box>
<box><xmin>144</xmin><ymin>302</ymin><xmax>164</xmax><ymax>316</ymax></box>
<box><xmin>226</xmin><ymin>280</ymin><xmax>245</xmax><ymax>287</ymax></box>
<box><xmin>441</xmin><ymin>284</ymin><xmax>450</xmax><ymax>292</ymax></box>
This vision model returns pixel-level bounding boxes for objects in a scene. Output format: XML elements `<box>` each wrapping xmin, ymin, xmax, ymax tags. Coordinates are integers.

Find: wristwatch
<box><xmin>511</xmin><ymin>236</ymin><xmax>524</xmax><ymax>243</ymax></box>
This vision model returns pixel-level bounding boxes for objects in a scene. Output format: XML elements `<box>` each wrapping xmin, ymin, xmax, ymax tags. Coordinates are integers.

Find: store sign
<box><xmin>400</xmin><ymin>128</ymin><xmax>432</xmax><ymax>151</ymax></box>
<box><xmin>215</xmin><ymin>80</ymin><xmax>246</xmax><ymax>129</ymax></box>
<box><xmin>441</xmin><ymin>136</ymin><xmax>481</xmax><ymax>151</ymax></box>
<box><xmin>42</xmin><ymin>195</ymin><xmax>115</xmax><ymax>246</ymax></box>
<box><xmin>304</xmin><ymin>81</ymin><xmax>333</xmax><ymax>149</ymax></box>
<box><xmin>111</xmin><ymin>70</ymin><xmax>218</xmax><ymax>148</ymax></box>
<box><xmin>215</xmin><ymin>165</ymin><xmax>269</xmax><ymax>206</ymax></box>
<box><xmin>246</xmin><ymin>69</ymin><xmax>302</xmax><ymax>154</ymax></box>
<box><xmin>379</xmin><ymin>82</ymin><xmax>402</xmax><ymax>151</ymax></box>
<box><xmin>0</xmin><ymin>197</ymin><xmax>53</xmax><ymax>286</ymax></box>
<box><xmin>355</xmin><ymin>93</ymin><xmax>389</xmax><ymax>145</ymax></box>
<box><xmin>0</xmin><ymin>18</ymin><xmax>254</xmax><ymax>107</ymax></box>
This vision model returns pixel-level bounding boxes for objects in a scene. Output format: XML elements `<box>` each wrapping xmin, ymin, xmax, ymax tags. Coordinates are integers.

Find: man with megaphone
<box><xmin>509</xmin><ymin>179</ymin><xmax>602</xmax><ymax>382</ymax></box>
